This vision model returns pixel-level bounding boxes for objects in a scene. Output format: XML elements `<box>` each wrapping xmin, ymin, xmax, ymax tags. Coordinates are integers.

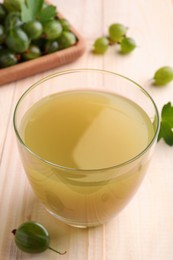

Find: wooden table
<box><xmin>1</xmin><ymin>0</ymin><xmax>173</xmax><ymax>259</ymax></box>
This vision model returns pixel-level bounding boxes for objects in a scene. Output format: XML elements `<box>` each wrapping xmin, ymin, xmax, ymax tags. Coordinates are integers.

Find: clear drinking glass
<box><xmin>13</xmin><ymin>69</ymin><xmax>160</xmax><ymax>228</ymax></box>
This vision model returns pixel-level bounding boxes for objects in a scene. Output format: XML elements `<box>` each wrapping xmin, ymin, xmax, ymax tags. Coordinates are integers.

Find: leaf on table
<box><xmin>158</xmin><ymin>102</ymin><xmax>173</xmax><ymax>146</ymax></box>
<box><xmin>161</xmin><ymin>102</ymin><xmax>173</xmax><ymax>127</ymax></box>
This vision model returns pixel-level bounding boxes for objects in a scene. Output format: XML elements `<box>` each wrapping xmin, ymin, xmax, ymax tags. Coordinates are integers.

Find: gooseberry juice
<box><xmin>18</xmin><ymin>90</ymin><xmax>155</xmax><ymax>226</ymax></box>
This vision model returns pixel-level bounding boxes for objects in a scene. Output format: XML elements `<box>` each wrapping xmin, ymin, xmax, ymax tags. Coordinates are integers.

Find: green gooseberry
<box><xmin>5</xmin><ymin>12</ymin><xmax>23</xmax><ymax>31</ymax></box>
<box><xmin>22</xmin><ymin>20</ymin><xmax>43</xmax><ymax>40</ymax></box>
<box><xmin>44</xmin><ymin>40</ymin><xmax>59</xmax><ymax>54</ymax></box>
<box><xmin>22</xmin><ymin>45</ymin><xmax>41</xmax><ymax>60</ymax></box>
<box><xmin>109</xmin><ymin>23</ymin><xmax>127</xmax><ymax>42</ymax></box>
<box><xmin>58</xmin><ymin>31</ymin><xmax>77</xmax><ymax>49</ymax></box>
<box><xmin>12</xmin><ymin>221</ymin><xmax>67</xmax><ymax>255</ymax></box>
<box><xmin>120</xmin><ymin>37</ymin><xmax>136</xmax><ymax>54</ymax></box>
<box><xmin>0</xmin><ymin>48</ymin><xmax>19</xmax><ymax>68</ymax></box>
<box><xmin>6</xmin><ymin>27</ymin><xmax>30</xmax><ymax>53</ymax></box>
<box><xmin>43</xmin><ymin>20</ymin><xmax>62</xmax><ymax>40</ymax></box>
<box><xmin>59</xmin><ymin>18</ymin><xmax>70</xmax><ymax>31</ymax></box>
<box><xmin>153</xmin><ymin>66</ymin><xmax>173</xmax><ymax>86</ymax></box>
<box><xmin>93</xmin><ymin>37</ymin><xmax>109</xmax><ymax>54</ymax></box>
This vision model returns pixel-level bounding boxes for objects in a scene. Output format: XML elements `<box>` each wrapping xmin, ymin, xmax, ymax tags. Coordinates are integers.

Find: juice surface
<box><xmin>20</xmin><ymin>90</ymin><xmax>154</xmax><ymax>170</ymax></box>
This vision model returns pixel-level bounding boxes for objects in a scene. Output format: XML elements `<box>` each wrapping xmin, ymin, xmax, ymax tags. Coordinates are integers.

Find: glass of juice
<box><xmin>13</xmin><ymin>69</ymin><xmax>160</xmax><ymax>228</ymax></box>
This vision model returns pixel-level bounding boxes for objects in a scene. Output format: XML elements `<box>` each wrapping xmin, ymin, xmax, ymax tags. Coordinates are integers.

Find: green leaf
<box><xmin>161</xmin><ymin>102</ymin><xmax>173</xmax><ymax>127</ymax></box>
<box><xmin>21</xmin><ymin>2</ymin><xmax>31</xmax><ymax>22</ymax></box>
<box><xmin>27</xmin><ymin>0</ymin><xmax>44</xmax><ymax>19</ymax></box>
<box><xmin>21</xmin><ymin>0</ymin><xmax>44</xmax><ymax>22</ymax></box>
<box><xmin>158</xmin><ymin>102</ymin><xmax>173</xmax><ymax>146</ymax></box>
<box><xmin>38</xmin><ymin>5</ymin><xmax>56</xmax><ymax>23</ymax></box>
<box><xmin>158</xmin><ymin>122</ymin><xmax>173</xmax><ymax>146</ymax></box>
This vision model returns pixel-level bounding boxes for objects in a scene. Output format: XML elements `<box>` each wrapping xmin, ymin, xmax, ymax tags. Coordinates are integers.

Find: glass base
<box><xmin>46</xmin><ymin>208</ymin><xmax>103</xmax><ymax>228</ymax></box>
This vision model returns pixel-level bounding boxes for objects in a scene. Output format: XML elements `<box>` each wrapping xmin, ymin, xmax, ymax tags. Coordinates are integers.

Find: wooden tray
<box><xmin>0</xmin><ymin>13</ymin><xmax>86</xmax><ymax>86</ymax></box>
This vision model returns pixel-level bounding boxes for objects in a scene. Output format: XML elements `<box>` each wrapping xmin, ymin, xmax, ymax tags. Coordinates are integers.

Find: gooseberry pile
<box><xmin>93</xmin><ymin>23</ymin><xmax>136</xmax><ymax>54</ymax></box>
<box><xmin>0</xmin><ymin>0</ymin><xmax>77</xmax><ymax>68</ymax></box>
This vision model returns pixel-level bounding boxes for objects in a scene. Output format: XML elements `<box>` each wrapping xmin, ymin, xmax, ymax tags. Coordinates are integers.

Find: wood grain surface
<box><xmin>0</xmin><ymin>0</ymin><xmax>173</xmax><ymax>259</ymax></box>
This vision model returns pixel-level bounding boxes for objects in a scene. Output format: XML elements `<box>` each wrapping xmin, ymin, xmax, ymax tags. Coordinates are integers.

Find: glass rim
<box><xmin>13</xmin><ymin>68</ymin><xmax>160</xmax><ymax>172</ymax></box>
